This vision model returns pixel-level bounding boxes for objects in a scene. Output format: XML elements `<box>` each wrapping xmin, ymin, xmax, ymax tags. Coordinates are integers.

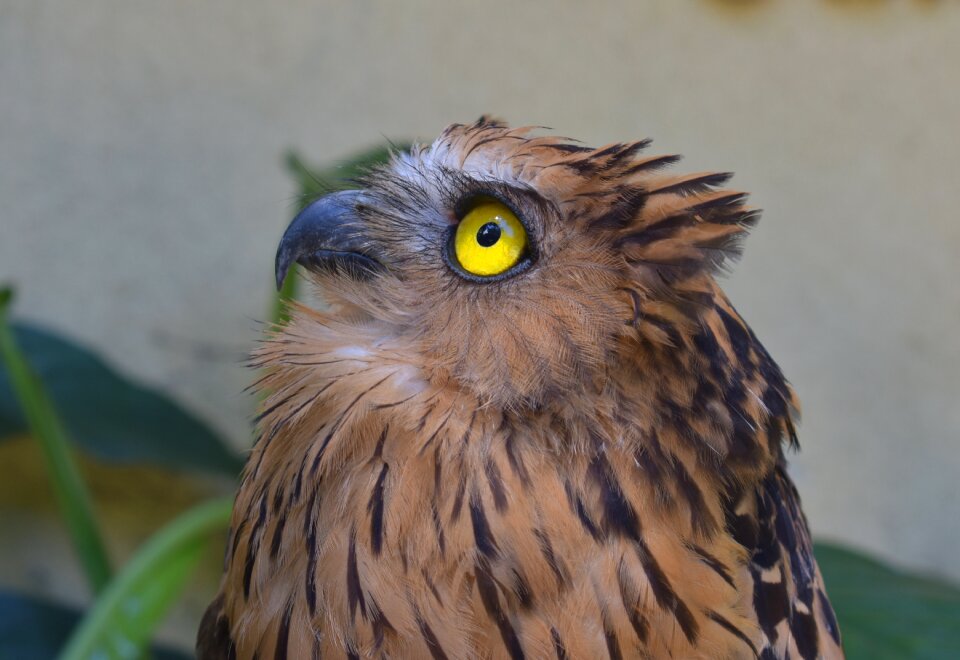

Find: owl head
<box><xmin>275</xmin><ymin>117</ymin><xmax>758</xmax><ymax>410</ymax></box>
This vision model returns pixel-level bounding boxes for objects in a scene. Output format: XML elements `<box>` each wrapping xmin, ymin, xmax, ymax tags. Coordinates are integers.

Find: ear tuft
<box><xmin>615</xmin><ymin>178</ymin><xmax>760</xmax><ymax>283</ymax></box>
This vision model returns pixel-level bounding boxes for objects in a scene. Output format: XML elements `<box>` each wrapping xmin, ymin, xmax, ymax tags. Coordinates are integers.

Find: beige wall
<box><xmin>2</xmin><ymin>0</ymin><xmax>958</xmax><ymax>593</ymax></box>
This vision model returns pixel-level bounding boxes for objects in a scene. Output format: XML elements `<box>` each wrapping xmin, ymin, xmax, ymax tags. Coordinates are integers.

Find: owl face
<box><xmin>276</xmin><ymin>119</ymin><xmax>754</xmax><ymax>409</ymax></box>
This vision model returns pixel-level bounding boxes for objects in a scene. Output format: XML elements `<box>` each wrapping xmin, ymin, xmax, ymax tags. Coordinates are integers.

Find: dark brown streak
<box><xmin>646</xmin><ymin>172</ymin><xmax>733</xmax><ymax>196</ymax></box>
<box><xmin>422</xmin><ymin>568</ymin><xmax>445</xmax><ymax>605</ymax></box>
<box><xmin>307</xmin><ymin>367</ymin><xmax>378</xmax><ymax>380</ymax></box>
<box><xmin>462</xmin><ymin>133</ymin><xmax>523</xmax><ymax>163</ymax></box>
<box><xmin>415</xmin><ymin>401</ymin><xmax>436</xmax><ymax>433</ymax></box>
<box><xmin>670</xmin><ymin>456</ymin><xmax>719</xmax><ymax>536</ymax></box>
<box><xmin>604</xmin><ymin>628</ymin><xmax>624</xmax><ymax>660</ymax></box>
<box><xmin>275</xmin><ymin>601</ymin><xmax>293</xmax><ymax>660</ymax></box>
<box><xmin>269</xmin><ymin>516</ymin><xmax>287</xmax><ymax>560</ymax></box>
<box><xmin>271</xmin><ymin>482</ymin><xmax>287</xmax><ymax>514</ymax></box>
<box><xmin>640</xmin><ymin>314</ymin><xmax>683</xmax><ymax>347</ymax></box>
<box><xmin>310</xmin><ymin>373</ymin><xmax>393</xmax><ymax>475</ymax></box>
<box><xmin>616</xmin><ymin>214</ymin><xmax>693</xmax><ymax>249</ymax></box>
<box><xmin>242</xmin><ymin>491</ymin><xmax>269</xmax><ymax>599</ymax></box>
<box><xmin>588</xmin><ymin>187</ymin><xmax>646</xmax><ymax>230</ymax></box>
<box><xmin>244</xmin><ymin>371</ymin><xmax>273</xmax><ymax>394</ymax></box>
<box><xmin>241</xmin><ymin>545</ymin><xmax>256</xmax><ymax>601</ymax></box>
<box><xmin>588</xmin><ymin>450</ymin><xmax>642</xmax><ymax>540</ymax></box>
<box><xmin>263</xmin><ymin>380</ymin><xmax>336</xmax><ymax>449</ymax></box>
<box><xmin>305</xmin><ymin>525</ymin><xmax>318</xmax><ymax>615</ymax></box>
<box><xmin>633</xmin><ymin>539</ymin><xmax>699</xmax><ymax>644</ymax></box>
<box><xmin>685</xmin><ymin>191</ymin><xmax>749</xmax><ymax>215</ymax></box>
<box><xmin>620</xmin><ymin>287</ymin><xmax>643</xmax><ymax>326</ymax></box>
<box><xmin>346</xmin><ymin>531</ymin><xmax>367</xmax><ymax>621</ymax></box>
<box><xmin>368</xmin><ymin>463</ymin><xmax>389</xmax><ymax>555</ymax></box>
<box><xmin>564</xmin><ymin>480</ymin><xmax>601</xmax><ymax>541</ymax></box>
<box><xmin>687</xmin><ymin>543</ymin><xmax>736</xmax><ymax>588</ymax></box>
<box><xmin>230</xmin><ymin>520</ymin><xmax>248</xmax><ymax>566</ymax></box>
<box><xmin>449</xmin><ymin>472</ymin><xmax>467</xmax><ymax>523</ymax></box>
<box><xmin>534</xmin><ymin>526</ymin><xmax>568</xmax><ymax>588</ymax></box>
<box><xmin>617</xmin><ymin>561</ymin><xmax>650</xmax><ymax>643</ymax></box>
<box><xmin>475</xmin><ymin>559</ymin><xmax>526</xmax><ymax>660</ymax></box>
<box><xmin>624</xmin><ymin>154</ymin><xmax>682</xmax><ymax>174</ymax></box>
<box><xmin>370</xmin><ymin>600</ymin><xmax>396</xmax><ymax>651</ymax></box>
<box><xmin>485</xmin><ymin>457</ymin><xmax>509</xmax><ymax>513</ymax></box>
<box><xmin>418</xmin><ymin>408</ymin><xmax>455</xmax><ymax>455</ymax></box>
<box><xmin>415</xmin><ymin>609</ymin><xmax>449</xmax><ymax>660</ymax></box>
<box><xmin>470</xmin><ymin>491</ymin><xmax>499</xmax><ymax>559</ymax></box>
<box><xmin>254</xmin><ymin>384</ymin><xmax>307</xmax><ymax>424</ymax></box>
<box><xmin>707</xmin><ymin>610</ymin><xmax>759</xmax><ymax>657</ymax></box>
<box><xmin>460</xmin><ymin>409</ymin><xmax>478</xmax><ymax>445</ymax></box>
<box><xmin>373</xmin><ymin>391</ymin><xmax>420</xmax><ymax>410</ymax></box>
<box><xmin>551</xmin><ymin>628</ymin><xmax>569</xmax><ymax>660</ymax></box>
<box><xmin>504</xmin><ymin>430</ymin><xmax>533</xmax><ymax>491</ymax></box>
<box><xmin>431</xmin><ymin>501</ymin><xmax>446</xmax><ymax>556</ymax></box>
<box><xmin>370</xmin><ymin>425</ymin><xmax>389</xmax><ymax>461</ymax></box>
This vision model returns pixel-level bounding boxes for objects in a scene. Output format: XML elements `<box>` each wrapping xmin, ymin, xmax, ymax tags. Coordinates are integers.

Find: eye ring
<box><xmin>443</xmin><ymin>193</ymin><xmax>536</xmax><ymax>283</ymax></box>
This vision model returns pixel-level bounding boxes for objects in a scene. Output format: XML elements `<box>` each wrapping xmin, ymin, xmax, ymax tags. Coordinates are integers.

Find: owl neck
<box><xmin>607</xmin><ymin>286</ymin><xmax>798</xmax><ymax>487</ymax></box>
<box><xmin>248</xmin><ymin>289</ymin><xmax>796</xmax><ymax>505</ymax></box>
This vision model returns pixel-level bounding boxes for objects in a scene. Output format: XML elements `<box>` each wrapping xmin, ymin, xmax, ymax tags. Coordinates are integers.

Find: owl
<box><xmin>198</xmin><ymin>118</ymin><xmax>842</xmax><ymax>659</ymax></box>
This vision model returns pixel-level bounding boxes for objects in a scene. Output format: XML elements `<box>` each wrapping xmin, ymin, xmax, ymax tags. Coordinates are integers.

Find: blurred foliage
<box><xmin>0</xmin><ymin>324</ymin><xmax>241</xmax><ymax>476</ymax></box>
<box><xmin>816</xmin><ymin>544</ymin><xmax>960</xmax><ymax>658</ymax></box>
<box><xmin>285</xmin><ymin>144</ymin><xmax>410</xmax><ymax>206</ymax></box>
<box><xmin>0</xmin><ymin>300</ymin><xmax>112</xmax><ymax>596</ymax></box>
<box><xmin>59</xmin><ymin>498</ymin><xmax>231</xmax><ymax>660</ymax></box>
<box><xmin>1</xmin><ymin>146</ymin><xmax>958</xmax><ymax>658</ymax></box>
<box><xmin>0</xmin><ymin>592</ymin><xmax>190</xmax><ymax>660</ymax></box>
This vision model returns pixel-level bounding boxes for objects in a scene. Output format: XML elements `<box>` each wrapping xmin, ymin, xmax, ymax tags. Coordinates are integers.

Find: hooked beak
<box><xmin>275</xmin><ymin>189</ymin><xmax>384</xmax><ymax>290</ymax></box>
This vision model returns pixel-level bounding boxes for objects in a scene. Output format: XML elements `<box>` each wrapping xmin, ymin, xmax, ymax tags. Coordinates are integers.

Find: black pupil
<box><xmin>476</xmin><ymin>222</ymin><xmax>501</xmax><ymax>247</ymax></box>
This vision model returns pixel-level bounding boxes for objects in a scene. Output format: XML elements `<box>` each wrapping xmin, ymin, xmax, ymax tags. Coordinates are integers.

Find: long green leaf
<box><xmin>0</xmin><ymin>322</ymin><xmax>242</xmax><ymax>476</ymax></box>
<box><xmin>59</xmin><ymin>497</ymin><xmax>233</xmax><ymax>660</ymax></box>
<box><xmin>0</xmin><ymin>287</ymin><xmax>112</xmax><ymax>594</ymax></box>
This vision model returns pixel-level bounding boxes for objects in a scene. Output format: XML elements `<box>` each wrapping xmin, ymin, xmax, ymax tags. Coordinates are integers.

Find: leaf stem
<box><xmin>0</xmin><ymin>287</ymin><xmax>112</xmax><ymax>593</ymax></box>
<box><xmin>59</xmin><ymin>497</ymin><xmax>233</xmax><ymax>660</ymax></box>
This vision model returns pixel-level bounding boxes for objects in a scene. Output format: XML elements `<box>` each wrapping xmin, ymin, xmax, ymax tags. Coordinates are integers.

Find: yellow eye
<box><xmin>453</xmin><ymin>200</ymin><xmax>529</xmax><ymax>277</ymax></box>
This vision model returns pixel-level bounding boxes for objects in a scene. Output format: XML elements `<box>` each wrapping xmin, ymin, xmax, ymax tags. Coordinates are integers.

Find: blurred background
<box><xmin>1</xmin><ymin>1</ymin><xmax>958</xmax><ymax>658</ymax></box>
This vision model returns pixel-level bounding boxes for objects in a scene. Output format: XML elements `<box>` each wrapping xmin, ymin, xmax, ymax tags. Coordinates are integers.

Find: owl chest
<box><xmin>271</xmin><ymin>435</ymin><xmax>757</xmax><ymax>658</ymax></box>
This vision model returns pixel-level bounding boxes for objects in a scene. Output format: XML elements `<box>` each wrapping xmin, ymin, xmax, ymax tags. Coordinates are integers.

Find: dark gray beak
<box><xmin>275</xmin><ymin>189</ymin><xmax>382</xmax><ymax>290</ymax></box>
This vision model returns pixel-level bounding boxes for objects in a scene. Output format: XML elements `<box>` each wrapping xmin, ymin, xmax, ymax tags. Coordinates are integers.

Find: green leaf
<box><xmin>816</xmin><ymin>542</ymin><xmax>960</xmax><ymax>659</ymax></box>
<box><xmin>0</xmin><ymin>590</ymin><xmax>191</xmax><ymax>660</ymax></box>
<box><xmin>60</xmin><ymin>497</ymin><xmax>233</xmax><ymax>660</ymax></box>
<box><xmin>0</xmin><ymin>322</ymin><xmax>242</xmax><ymax>476</ymax></box>
<box><xmin>0</xmin><ymin>302</ymin><xmax>112</xmax><ymax>594</ymax></box>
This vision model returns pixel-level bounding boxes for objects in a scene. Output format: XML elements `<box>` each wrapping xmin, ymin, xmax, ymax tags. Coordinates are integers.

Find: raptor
<box><xmin>199</xmin><ymin>118</ymin><xmax>842</xmax><ymax>659</ymax></box>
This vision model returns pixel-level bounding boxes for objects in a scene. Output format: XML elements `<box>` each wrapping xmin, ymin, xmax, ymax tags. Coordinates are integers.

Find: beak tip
<box><xmin>273</xmin><ymin>189</ymin><xmax>366</xmax><ymax>293</ymax></box>
<box><xmin>275</xmin><ymin>251</ymin><xmax>293</xmax><ymax>291</ymax></box>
